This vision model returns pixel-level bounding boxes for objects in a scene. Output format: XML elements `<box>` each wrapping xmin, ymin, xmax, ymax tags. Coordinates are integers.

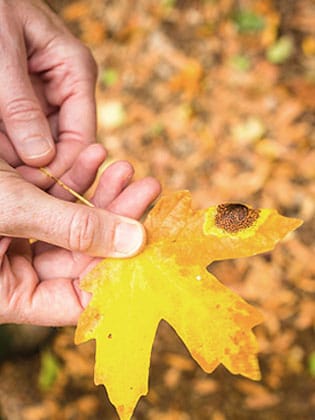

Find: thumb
<box><xmin>0</xmin><ymin>10</ymin><xmax>55</xmax><ymax>166</ymax></box>
<box><xmin>0</xmin><ymin>171</ymin><xmax>145</xmax><ymax>258</ymax></box>
<box><xmin>40</xmin><ymin>199</ymin><xmax>146</xmax><ymax>258</ymax></box>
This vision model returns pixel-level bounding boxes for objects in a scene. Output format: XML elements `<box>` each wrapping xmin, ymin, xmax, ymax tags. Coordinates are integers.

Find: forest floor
<box><xmin>0</xmin><ymin>1</ymin><xmax>314</xmax><ymax>419</ymax></box>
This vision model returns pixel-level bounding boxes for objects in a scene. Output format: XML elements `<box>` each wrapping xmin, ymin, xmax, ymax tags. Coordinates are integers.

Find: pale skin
<box><xmin>0</xmin><ymin>0</ymin><xmax>161</xmax><ymax>325</ymax></box>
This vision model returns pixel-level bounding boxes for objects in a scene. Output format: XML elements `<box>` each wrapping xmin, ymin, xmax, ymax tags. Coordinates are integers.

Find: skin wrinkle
<box><xmin>0</xmin><ymin>259</ymin><xmax>14</xmax><ymax>322</ymax></box>
<box><xmin>2</xmin><ymin>257</ymin><xmax>29</xmax><ymax>324</ymax></box>
<box><xmin>57</xmin><ymin>74</ymin><xmax>97</xmax><ymax>122</ymax></box>
<box><xmin>43</xmin><ymin>61</ymin><xmax>97</xmax><ymax>146</ymax></box>
<box><xmin>0</xmin><ymin>168</ymin><xmax>26</xmax><ymax>234</ymax></box>
<box><xmin>4</xmin><ymin>186</ymin><xmax>46</xmax><ymax>239</ymax></box>
<box><xmin>3</xmin><ymin>96</ymin><xmax>45</xmax><ymax>124</ymax></box>
<box><xmin>68</xmin><ymin>206</ymin><xmax>98</xmax><ymax>253</ymax></box>
<box><xmin>26</xmin><ymin>32</ymin><xmax>62</xmax><ymax>64</ymax></box>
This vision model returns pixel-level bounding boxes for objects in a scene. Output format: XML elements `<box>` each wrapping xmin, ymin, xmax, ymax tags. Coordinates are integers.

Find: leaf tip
<box><xmin>240</xmin><ymin>357</ymin><xmax>262</xmax><ymax>381</ymax></box>
<box><xmin>117</xmin><ymin>404</ymin><xmax>134</xmax><ymax>420</ymax></box>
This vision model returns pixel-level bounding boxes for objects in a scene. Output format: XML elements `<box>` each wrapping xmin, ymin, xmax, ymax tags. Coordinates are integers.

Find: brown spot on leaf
<box><xmin>215</xmin><ymin>204</ymin><xmax>260</xmax><ymax>233</ymax></box>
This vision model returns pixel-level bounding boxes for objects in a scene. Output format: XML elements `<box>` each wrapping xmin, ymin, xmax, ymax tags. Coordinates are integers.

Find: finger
<box><xmin>106</xmin><ymin>177</ymin><xmax>161</xmax><ymax>219</ymax></box>
<box><xmin>0</xmin><ymin>175</ymin><xmax>145</xmax><ymax>258</ymax></box>
<box><xmin>0</xmin><ymin>237</ymin><xmax>12</xmax><ymax>262</ymax></box>
<box><xmin>34</xmin><ymin>178</ymin><xmax>160</xmax><ymax>280</ymax></box>
<box><xmin>0</xmin><ymin>6</ymin><xmax>55</xmax><ymax>166</ymax></box>
<box><xmin>28</xmin><ymin>46</ymin><xmax>98</xmax><ymax>185</ymax></box>
<box><xmin>0</xmin><ymin>244</ymin><xmax>85</xmax><ymax>326</ymax></box>
<box><xmin>47</xmin><ymin>143</ymin><xmax>106</xmax><ymax>201</ymax></box>
<box><xmin>34</xmin><ymin>178</ymin><xmax>161</xmax><ymax>280</ymax></box>
<box><xmin>25</xmin><ymin>1</ymin><xmax>97</xmax><ymax>160</ymax></box>
<box><xmin>29</xmin><ymin>39</ymin><xmax>98</xmax><ymax>182</ymax></box>
<box><xmin>37</xmin><ymin>41</ymin><xmax>98</xmax><ymax>148</ymax></box>
<box><xmin>32</xmin><ymin>159</ymin><xmax>134</xmax><ymax>257</ymax></box>
<box><xmin>0</xmin><ymin>132</ymin><xmax>22</xmax><ymax>167</ymax></box>
<box><xmin>34</xmin><ymin>247</ymin><xmax>100</xmax><ymax>282</ymax></box>
<box><xmin>91</xmin><ymin>160</ymin><xmax>135</xmax><ymax>208</ymax></box>
<box><xmin>17</xmin><ymin>138</ymin><xmax>105</xmax><ymax>193</ymax></box>
<box><xmin>21</xmin><ymin>277</ymin><xmax>89</xmax><ymax>326</ymax></box>
<box><xmin>16</xmin><ymin>138</ymin><xmax>89</xmax><ymax>189</ymax></box>
<box><xmin>0</xmin><ymin>252</ymin><xmax>39</xmax><ymax>324</ymax></box>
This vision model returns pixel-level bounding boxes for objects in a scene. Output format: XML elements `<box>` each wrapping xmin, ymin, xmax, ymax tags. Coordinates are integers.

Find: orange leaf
<box><xmin>168</xmin><ymin>59</ymin><xmax>203</xmax><ymax>98</ymax></box>
<box><xmin>75</xmin><ymin>191</ymin><xmax>302</xmax><ymax>419</ymax></box>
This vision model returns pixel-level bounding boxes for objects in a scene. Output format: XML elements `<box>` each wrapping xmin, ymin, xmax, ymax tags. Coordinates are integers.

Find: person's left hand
<box><xmin>0</xmin><ymin>158</ymin><xmax>160</xmax><ymax>326</ymax></box>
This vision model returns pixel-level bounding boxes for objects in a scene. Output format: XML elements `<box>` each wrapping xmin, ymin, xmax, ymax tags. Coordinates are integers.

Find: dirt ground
<box><xmin>0</xmin><ymin>1</ymin><xmax>314</xmax><ymax>419</ymax></box>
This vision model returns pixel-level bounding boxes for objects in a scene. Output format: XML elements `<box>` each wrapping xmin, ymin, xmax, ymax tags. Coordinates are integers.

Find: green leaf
<box><xmin>308</xmin><ymin>351</ymin><xmax>315</xmax><ymax>377</ymax></box>
<box><xmin>161</xmin><ymin>0</ymin><xmax>176</xmax><ymax>9</ymax></box>
<box><xmin>266</xmin><ymin>36</ymin><xmax>294</xmax><ymax>64</ymax></box>
<box><xmin>101</xmin><ymin>68</ymin><xmax>119</xmax><ymax>87</ymax></box>
<box><xmin>230</xmin><ymin>54</ymin><xmax>251</xmax><ymax>72</ymax></box>
<box><xmin>38</xmin><ymin>349</ymin><xmax>60</xmax><ymax>391</ymax></box>
<box><xmin>233</xmin><ymin>10</ymin><xmax>265</xmax><ymax>33</ymax></box>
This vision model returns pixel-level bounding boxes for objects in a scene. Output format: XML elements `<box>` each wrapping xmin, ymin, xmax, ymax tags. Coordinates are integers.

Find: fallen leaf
<box><xmin>168</xmin><ymin>59</ymin><xmax>203</xmax><ymax>98</ymax></box>
<box><xmin>163</xmin><ymin>367</ymin><xmax>181</xmax><ymax>389</ymax></box>
<box><xmin>80</xmin><ymin>18</ymin><xmax>106</xmax><ymax>46</ymax></box>
<box><xmin>97</xmin><ymin>100</ymin><xmax>126</xmax><ymax>129</ymax></box>
<box><xmin>236</xmin><ymin>379</ymin><xmax>280</xmax><ymax>409</ymax></box>
<box><xmin>232</xmin><ymin>117</ymin><xmax>266</xmax><ymax>144</ymax></box>
<box><xmin>38</xmin><ymin>350</ymin><xmax>60</xmax><ymax>392</ymax></box>
<box><xmin>164</xmin><ymin>353</ymin><xmax>195</xmax><ymax>372</ymax></box>
<box><xmin>75</xmin><ymin>191</ymin><xmax>302</xmax><ymax>419</ymax></box>
<box><xmin>193</xmin><ymin>378</ymin><xmax>219</xmax><ymax>395</ymax></box>
<box><xmin>62</xmin><ymin>1</ymin><xmax>89</xmax><ymax>21</ymax></box>
<box><xmin>233</xmin><ymin>10</ymin><xmax>265</xmax><ymax>33</ymax></box>
<box><xmin>302</xmin><ymin>36</ymin><xmax>315</xmax><ymax>56</ymax></box>
<box><xmin>266</xmin><ymin>36</ymin><xmax>294</xmax><ymax>64</ymax></box>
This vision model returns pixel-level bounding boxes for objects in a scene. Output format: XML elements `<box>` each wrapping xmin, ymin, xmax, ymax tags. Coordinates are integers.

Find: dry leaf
<box><xmin>168</xmin><ymin>59</ymin><xmax>203</xmax><ymax>98</ymax></box>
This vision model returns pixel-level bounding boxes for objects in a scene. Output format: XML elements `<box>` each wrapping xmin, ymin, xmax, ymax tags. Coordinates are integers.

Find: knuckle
<box><xmin>72</xmin><ymin>41</ymin><xmax>98</xmax><ymax>80</ymax></box>
<box><xmin>3</xmin><ymin>97</ymin><xmax>42</xmax><ymax>122</ymax></box>
<box><xmin>68</xmin><ymin>207</ymin><xmax>98</xmax><ymax>253</ymax></box>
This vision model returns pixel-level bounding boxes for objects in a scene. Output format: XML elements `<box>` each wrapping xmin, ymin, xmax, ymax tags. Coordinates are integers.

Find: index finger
<box><xmin>19</xmin><ymin>42</ymin><xmax>98</xmax><ymax>186</ymax></box>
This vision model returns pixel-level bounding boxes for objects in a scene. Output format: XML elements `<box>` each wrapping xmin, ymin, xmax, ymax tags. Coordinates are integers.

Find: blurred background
<box><xmin>0</xmin><ymin>0</ymin><xmax>314</xmax><ymax>419</ymax></box>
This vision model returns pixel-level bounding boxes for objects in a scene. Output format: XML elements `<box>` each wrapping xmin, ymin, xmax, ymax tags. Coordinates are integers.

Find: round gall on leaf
<box><xmin>215</xmin><ymin>203</ymin><xmax>260</xmax><ymax>233</ymax></box>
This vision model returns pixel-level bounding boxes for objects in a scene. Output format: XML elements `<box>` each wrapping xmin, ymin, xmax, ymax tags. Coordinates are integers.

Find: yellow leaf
<box><xmin>75</xmin><ymin>191</ymin><xmax>302</xmax><ymax>419</ymax></box>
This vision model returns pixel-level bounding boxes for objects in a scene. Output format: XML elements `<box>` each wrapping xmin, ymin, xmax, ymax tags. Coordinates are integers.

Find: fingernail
<box><xmin>21</xmin><ymin>137</ymin><xmax>53</xmax><ymax>158</ymax></box>
<box><xmin>114</xmin><ymin>222</ymin><xmax>145</xmax><ymax>256</ymax></box>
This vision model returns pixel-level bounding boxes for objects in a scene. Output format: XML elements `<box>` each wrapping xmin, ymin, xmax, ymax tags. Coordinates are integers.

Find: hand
<box><xmin>0</xmin><ymin>0</ymin><xmax>98</xmax><ymax>187</ymax></box>
<box><xmin>0</xmin><ymin>157</ymin><xmax>161</xmax><ymax>326</ymax></box>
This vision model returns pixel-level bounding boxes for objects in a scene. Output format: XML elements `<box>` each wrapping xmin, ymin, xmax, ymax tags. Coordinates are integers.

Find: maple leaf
<box><xmin>75</xmin><ymin>191</ymin><xmax>302</xmax><ymax>420</ymax></box>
